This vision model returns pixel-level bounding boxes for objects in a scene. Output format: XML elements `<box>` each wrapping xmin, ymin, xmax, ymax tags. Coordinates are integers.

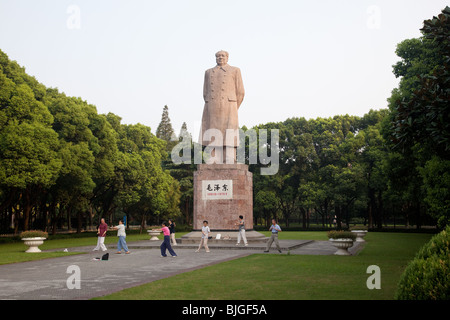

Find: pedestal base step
<box><xmin>180</xmin><ymin>230</ymin><xmax>268</xmax><ymax>244</ymax></box>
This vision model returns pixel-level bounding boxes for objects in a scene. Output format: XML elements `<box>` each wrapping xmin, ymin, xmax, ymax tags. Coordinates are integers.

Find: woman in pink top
<box><xmin>157</xmin><ymin>221</ymin><xmax>177</xmax><ymax>257</ymax></box>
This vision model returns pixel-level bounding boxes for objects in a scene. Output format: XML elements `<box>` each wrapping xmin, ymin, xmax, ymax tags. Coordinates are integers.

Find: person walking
<box><xmin>195</xmin><ymin>220</ymin><xmax>210</xmax><ymax>253</ymax></box>
<box><xmin>168</xmin><ymin>219</ymin><xmax>177</xmax><ymax>246</ymax></box>
<box><xmin>111</xmin><ymin>219</ymin><xmax>130</xmax><ymax>254</ymax></box>
<box><xmin>158</xmin><ymin>221</ymin><xmax>177</xmax><ymax>257</ymax></box>
<box><xmin>93</xmin><ymin>218</ymin><xmax>108</xmax><ymax>252</ymax></box>
<box><xmin>264</xmin><ymin>219</ymin><xmax>282</xmax><ymax>253</ymax></box>
<box><xmin>235</xmin><ymin>215</ymin><xmax>248</xmax><ymax>246</ymax></box>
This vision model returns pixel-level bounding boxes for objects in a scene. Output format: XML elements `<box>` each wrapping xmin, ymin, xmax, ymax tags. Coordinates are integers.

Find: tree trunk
<box><xmin>23</xmin><ymin>189</ymin><xmax>32</xmax><ymax>231</ymax></box>
<box><xmin>67</xmin><ymin>206</ymin><xmax>72</xmax><ymax>231</ymax></box>
<box><xmin>335</xmin><ymin>205</ymin><xmax>342</xmax><ymax>230</ymax></box>
<box><xmin>307</xmin><ymin>208</ymin><xmax>310</xmax><ymax>229</ymax></box>
<box><xmin>185</xmin><ymin>198</ymin><xmax>190</xmax><ymax>226</ymax></box>
<box><xmin>88</xmin><ymin>205</ymin><xmax>93</xmax><ymax>231</ymax></box>
<box><xmin>50</xmin><ymin>202</ymin><xmax>57</xmax><ymax>235</ymax></box>
<box><xmin>76</xmin><ymin>210</ymin><xmax>82</xmax><ymax>234</ymax></box>
<box><xmin>140</xmin><ymin>214</ymin><xmax>146</xmax><ymax>234</ymax></box>
<box><xmin>14</xmin><ymin>208</ymin><xmax>20</xmax><ymax>235</ymax></box>
<box><xmin>301</xmin><ymin>207</ymin><xmax>306</xmax><ymax>229</ymax></box>
<box><xmin>377</xmin><ymin>191</ymin><xmax>384</xmax><ymax>229</ymax></box>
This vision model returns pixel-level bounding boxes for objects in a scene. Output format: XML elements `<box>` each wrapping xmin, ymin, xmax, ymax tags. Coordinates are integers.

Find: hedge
<box><xmin>395</xmin><ymin>225</ymin><xmax>450</xmax><ymax>300</ymax></box>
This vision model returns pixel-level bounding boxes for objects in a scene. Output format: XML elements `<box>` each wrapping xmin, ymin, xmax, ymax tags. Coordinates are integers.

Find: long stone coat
<box><xmin>199</xmin><ymin>64</ymin><xmax>245</xmax><ymax>147</ymax></box>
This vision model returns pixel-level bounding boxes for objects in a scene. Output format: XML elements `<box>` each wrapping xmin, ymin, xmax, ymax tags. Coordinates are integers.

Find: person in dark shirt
<box><xmin>93</xmin><ymin>218</ymin><xmax>108</xmax><ymax>252</ymax></box>
<box><xmin>168</xmin><ymin>219</ymin><xmax>177</xmax><ymax>246</ymax></box>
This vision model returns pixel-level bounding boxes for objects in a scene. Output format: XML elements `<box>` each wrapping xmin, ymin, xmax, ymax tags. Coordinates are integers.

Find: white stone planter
<box><xmin>351</xmin><ymin>230</ymin><xmax>368</xmax><ymax>242</ymax></box>
<box><xmin>329</xmin><ymin>238</ymin><xmax>354</xmax><ymax>255</ymax></box>
<box><xmin>147</xmin><ymin>230</ymin><xmax>161</xmax><ymax>241</ymax></box>
<box><xmin>22</xmin><ymin>237</ymin><xmax>46</xmax><ymax>253</ymax></box>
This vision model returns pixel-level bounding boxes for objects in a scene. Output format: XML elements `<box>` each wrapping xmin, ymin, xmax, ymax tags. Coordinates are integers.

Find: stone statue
<box><xmin>199</xmin><ymin>51</ymin><xmax>245</xmax><ymax>164</ymax></box>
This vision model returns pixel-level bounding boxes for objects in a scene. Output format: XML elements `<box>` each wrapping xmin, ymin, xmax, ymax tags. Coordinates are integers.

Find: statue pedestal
<box><xmin>182</xmin><ymin>163</ymin><xmax>266</xmax><ymax>243</ymax></box>
<box><xmin>193</xmin><ymin>164</ymin><xmax>253</xmax><ymax>230</ymax></box>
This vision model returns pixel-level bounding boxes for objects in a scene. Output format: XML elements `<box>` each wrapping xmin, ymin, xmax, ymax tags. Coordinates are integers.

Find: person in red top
<box><xmin>93</xmin><ymin>218</ymin><xmax>108</xmax><ymax>252</ymax></box>
<box><xmin>157</xmin><ymin>221</ymin><xmax>177</xmax><ymax>257</ymax></box>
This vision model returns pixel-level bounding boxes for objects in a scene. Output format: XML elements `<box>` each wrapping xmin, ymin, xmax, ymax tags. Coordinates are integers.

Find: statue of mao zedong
<box><xmin>199</xmin><ymin>51</ymin><xmax>245</xmax><ymax>164</ymax></box>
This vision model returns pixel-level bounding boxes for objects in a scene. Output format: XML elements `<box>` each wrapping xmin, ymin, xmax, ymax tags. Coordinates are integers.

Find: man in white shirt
<box><xmin>264</xmin><ymin>219</ymin><xmax>282</xmax><ymax>253</ymax></box>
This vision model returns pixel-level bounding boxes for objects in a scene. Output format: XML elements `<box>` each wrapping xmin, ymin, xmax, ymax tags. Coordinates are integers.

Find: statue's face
<box><xmin>216</xmin><ymin>52</ymin><xmax>228</xmax><ymax>66</ymax></box>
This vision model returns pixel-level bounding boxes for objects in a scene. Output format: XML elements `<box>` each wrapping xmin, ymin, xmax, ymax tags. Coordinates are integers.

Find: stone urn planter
<box><xmin>351</xmin><ymin>230</ymin><xmax>368</xmax><ymax>242</ymax></box>
<box><xmin>329</xmin><ymin>238</ymin><xmax>354</xmax><ymax>255</ymax></box>
<box><xmin>20</xmin><ymin>230</ymin><xmax>48</xmax><ymax>253</ymax></box>
<box><xmin>22</xmin><ymin>237</ymin><xmax>46</xmax><ymax>253</ymax></box>
<box><xmin>147</xmin><ymin>229</ymin><xmax>161</xmax><ymax>241</ymax></box>
<box><xmin>327</xmin><ymin>231</ymin><xmax>356</xmax><ymax>256</ymax></box>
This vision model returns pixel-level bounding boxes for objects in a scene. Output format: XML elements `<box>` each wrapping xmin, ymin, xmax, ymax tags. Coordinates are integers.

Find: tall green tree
<box><xmin>156</xmin><ymin>105</ymin><xmax>176</xmax><ymax>155</ymax></box>
<box><xmin>386</xmin><ymin>7</ymin><xmax>450</xmax><ymax>228</ymax></box>
<box><xmin>0</xmin><ymin>53</ymin><xmax>62</xmax><ymax>231</ymax></box>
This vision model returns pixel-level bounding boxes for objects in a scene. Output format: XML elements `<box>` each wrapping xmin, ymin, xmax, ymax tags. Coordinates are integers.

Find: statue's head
<box><xmin>215</xmin><ymin>50</ymin><xmax>229</xmax><ymax>66</ymax></box>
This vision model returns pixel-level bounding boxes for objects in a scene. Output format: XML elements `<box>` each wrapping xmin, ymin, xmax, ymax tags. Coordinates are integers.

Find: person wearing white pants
<box><xmin>93</xmin><ymin>218</ymin><xmax>108</xmax><ymax>252</ymax></box>
<box><xmin>169</xmin><ymin>219</ymin><xmax>177</xmax><ymax>246</ymax></box>
<box><xmin>195</xmin><ymin>220</ymin><xmax>210</xmax><ymax>253</ymax></box>
<box><xmin>236</xmin><ymin>215</ymin><xmax>248</xmax><ymax>246</ymax></box>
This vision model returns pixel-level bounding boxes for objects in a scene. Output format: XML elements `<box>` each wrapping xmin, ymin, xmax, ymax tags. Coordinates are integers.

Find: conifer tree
<box><xmin>179</xmin><ymin>122</ymin><xmax>191</xmax><ymax>142</ymax></box>
<box><xmin>156</xmin><ymin>105</ymin><xmax>175</xmax><ymax>143</ymax></box>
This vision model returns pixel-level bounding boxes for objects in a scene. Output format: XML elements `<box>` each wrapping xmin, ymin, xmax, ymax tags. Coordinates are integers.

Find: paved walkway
<box><xmin>0</xmin><ymin>239</ymin><xmax>363</xmax><ymax>300</ymax></box>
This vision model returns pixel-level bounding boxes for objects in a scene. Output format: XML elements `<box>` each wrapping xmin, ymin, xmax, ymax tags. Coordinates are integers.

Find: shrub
<box><xmin>395</xmin><ymin>226</ymin><xmax>450</xmax><ymax>300</ymax></box>
<box><xmin>327</xmin><ymin>230</ymin><xmax>356</xmax><ymax>241</ymax></box>
<box><xmin>19</xmin><ymin>230</ymin><xmax>48</xmax><ymax>239</ymax></box>
<box><xmin>349</xmin><ymin>225</ymin><xmax>368</xmax><ymax>231</ymax></box>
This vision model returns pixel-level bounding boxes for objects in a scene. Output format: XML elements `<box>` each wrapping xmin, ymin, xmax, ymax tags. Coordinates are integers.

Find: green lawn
<box><xmin>259</xmin><ymin>230</ymin><xmax>329</xmax><ymax>241</ymax></box>
<box><xmin>0</xmin><ymin>242</ymin><xmax>83</xmax><ymax>265</ymax></box>
<box><xmin>95</xmin><ymin>232</ymin><xmax>432</xmax><ymax>300</ymax></box>
<box><xmin>0</xmin><ymin>230</ymin><xmax>432</xmax><ymax>299</ymax></box>
<box><xmin>0</xmin><ymin>232</ymin><xmax>188</xmax><ymax>265</ymax></box>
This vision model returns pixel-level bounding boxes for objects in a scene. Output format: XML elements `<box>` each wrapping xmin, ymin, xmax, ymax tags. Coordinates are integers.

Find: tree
<box><xmin>0</xmin><ymin>49</ymin><xmax>181</xmax><ymax>234</ymax></box>
<box><xmin>254</xmin><ymin>190</ymin><xmax>279</xmax><ymax>227</ymax></box>
<box><xmin>0</xmin><ymin>55</ymin><xmax>62</xmax><ymax>231</ymax></box>
<box><xmin>44</xmin><ymin>92</ymin><xmax>97</xmax><ymax>233</ymax></box>
<box><xmin>419</xmin><ymin>156</ymin><xmax>450</xmax><ymax>228</ymax></box>
<box><xmin>389</xmin><ymin>7</ymin><xmax>450</xmax><ymax>157</ymax></box>
<box><xmin>164</xmin><ymin>122</ymin><xmax>195</xmax><ymax>225</ymax></box>
<box><xmin>386</xmin><ymin>7</ymin><xmax>450</xmax><ymax>228</ymax></box>
<box><xmin>156</xmin><ymin>105</ymin><xmax>176</xmax><ymax>154</ymax></box>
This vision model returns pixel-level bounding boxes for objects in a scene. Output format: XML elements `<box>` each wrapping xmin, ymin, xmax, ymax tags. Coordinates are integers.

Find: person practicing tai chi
<box><xmin>157</xmin><ymin>221</ymin><xmax>177</xmax><ymax>257</ymax></box>
<box><xmin>264</xmin><ymin>219</ymin><xmax>282</xmax><ymax>253</ymax></box>
<box><xmin>93</xmin><ymin>218</ymin><xmax>108</xmax><ymax>252</ymax></box>
<box><xmin>195</xmin><ymin>220</ymin><xmax>210</xmax><ymax>253</ymax></box>
<box><xmin>235</xmin><ymin>215</ymin><xmax>248</xmax><ymax>246</ymax></box>
<box><xmin>168</xmin><ymin>219</ymin><xmax>177</xmax><ymax>246</ymax></box>
<box><xmin>111</xmin><ymin>219</ymin><xmax>130</xmax><ymax>254</ymax></box>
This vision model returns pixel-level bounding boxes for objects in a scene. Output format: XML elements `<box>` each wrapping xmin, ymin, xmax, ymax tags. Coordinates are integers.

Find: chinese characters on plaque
<box><xmin>202</xmin><ymin>180</ymin><xmax>233</xmax><ymax>200</ymax></box>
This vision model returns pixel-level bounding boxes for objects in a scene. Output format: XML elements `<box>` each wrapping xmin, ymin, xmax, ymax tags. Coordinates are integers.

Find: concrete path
<box><xmin>0</xmin><ymin>239</ymin><xmax>363</xmax><ymax>300</ymax></box>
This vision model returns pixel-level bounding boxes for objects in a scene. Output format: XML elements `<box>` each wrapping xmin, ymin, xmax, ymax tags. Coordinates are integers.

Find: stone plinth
<box><xmin>193</xmin><ymin>163</ymin><xmax>253</xmax><ymax>231</ymax></box>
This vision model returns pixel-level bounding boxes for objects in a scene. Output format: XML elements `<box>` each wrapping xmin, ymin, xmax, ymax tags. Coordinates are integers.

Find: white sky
<box><xmin>0</xmin><ymin>0</ymin><xmax>448</xmax><ymax>138</ymax></box>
